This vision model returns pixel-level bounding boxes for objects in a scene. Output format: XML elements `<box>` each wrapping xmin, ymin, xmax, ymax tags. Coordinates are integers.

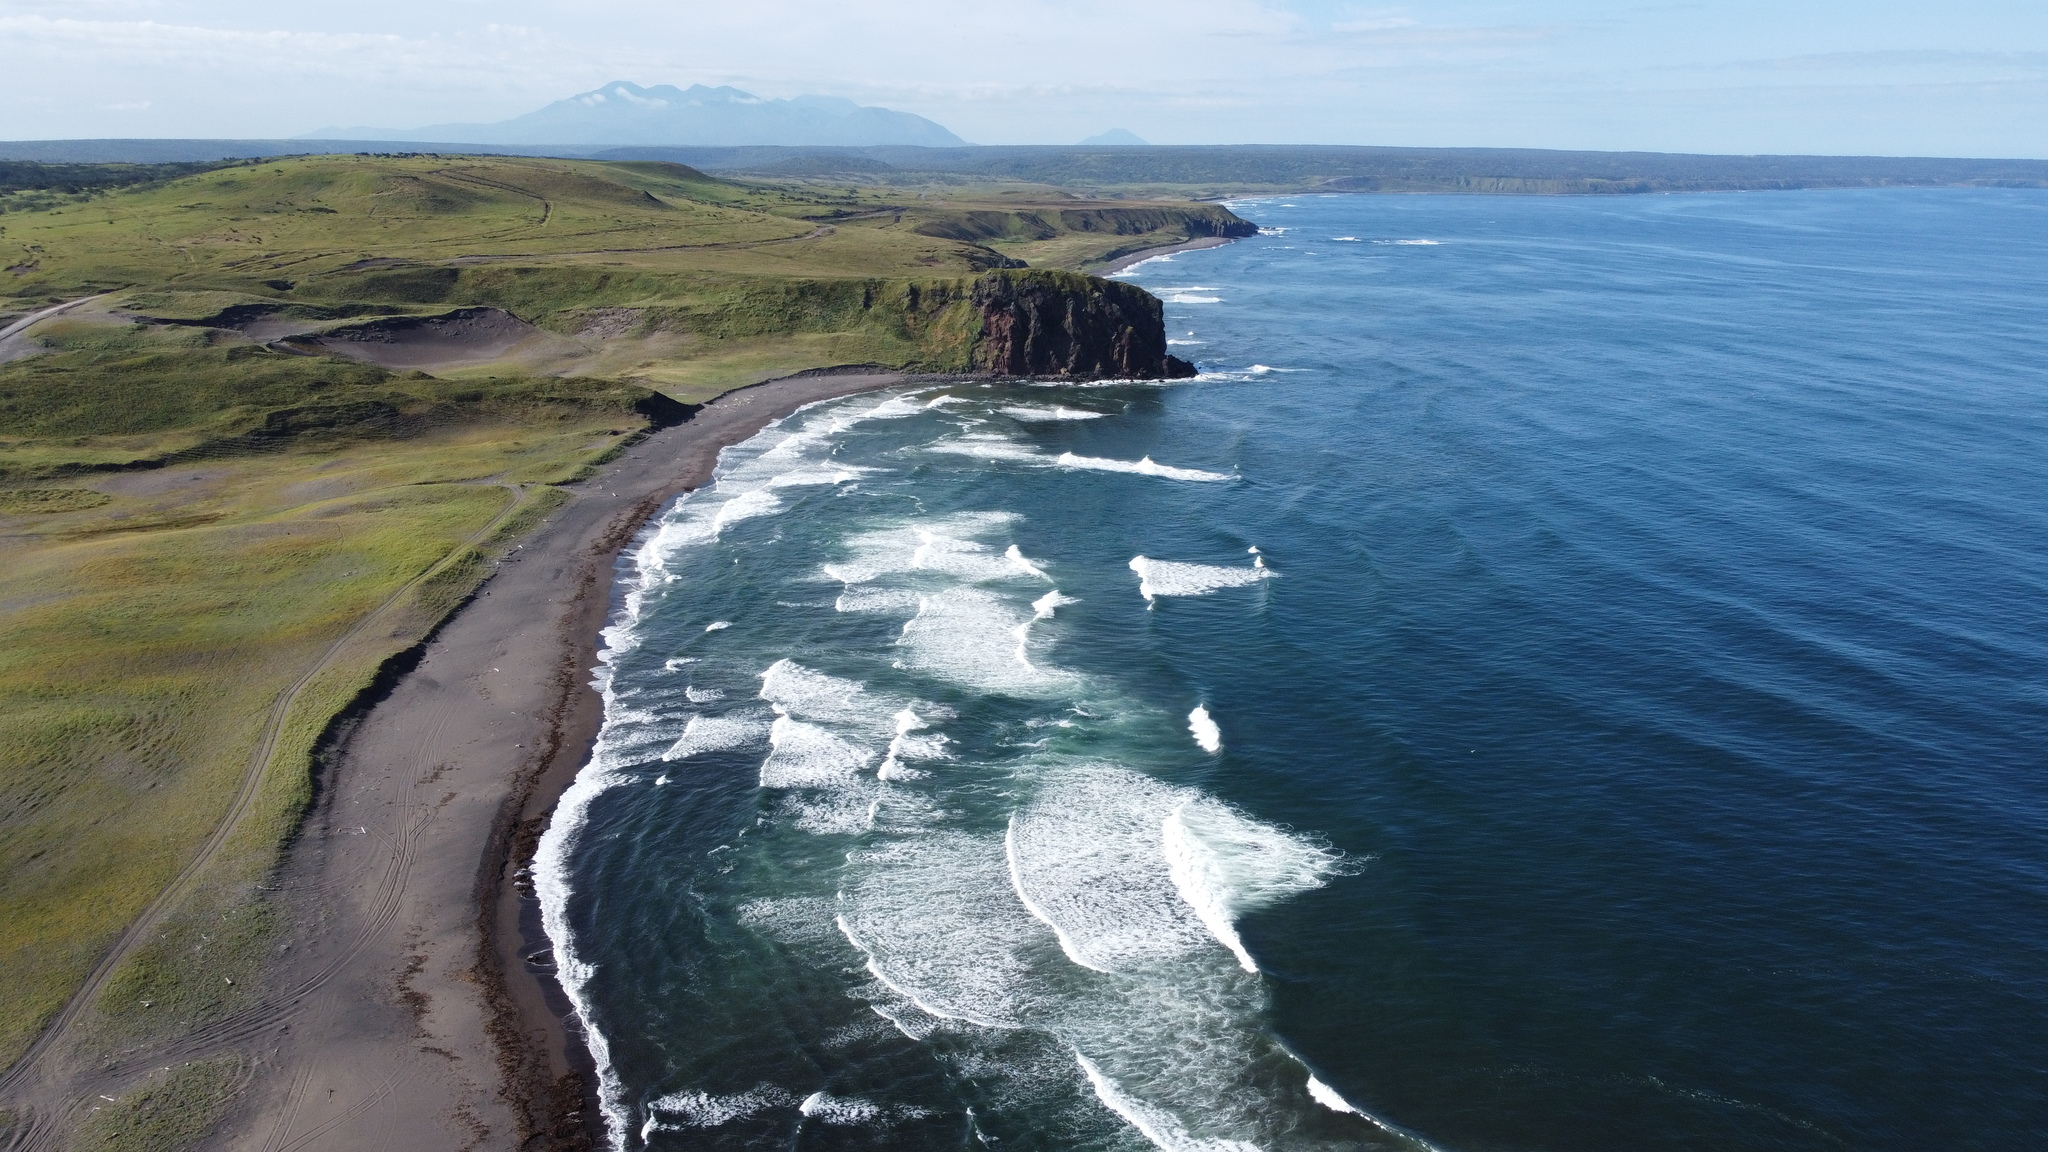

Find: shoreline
<box><xmin>481</xmin><ymin>370</ymin><xmax>930</xmax><ymax>1149</ymax></box>
<box><xmin>1097</xmin><ymin>234</ymin><xmax>1237</xmax><ymax>275</ymax></box>
<box><xmin>220</xmin><ymin>369</ymin><xmax>916</xmax><ymax>1152</ymax></box>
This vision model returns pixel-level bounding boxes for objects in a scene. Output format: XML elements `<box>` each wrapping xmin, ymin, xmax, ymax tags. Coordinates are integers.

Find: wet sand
<box><xmin>207</xmin><ymin>370</ymin><xmax>911</xmax><ymax>1152</ymax></box>
<box><xmin>1098</xmin><ymin>235</ymin><xmax>1237</xmax><ymax>275</ymax></box>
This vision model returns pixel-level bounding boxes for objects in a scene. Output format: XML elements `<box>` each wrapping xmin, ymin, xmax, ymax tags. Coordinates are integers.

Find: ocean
<box><xmin>537</xmin><ymin>189</ymin><xmax>2048</xmax><ymax>1151</ymax></box>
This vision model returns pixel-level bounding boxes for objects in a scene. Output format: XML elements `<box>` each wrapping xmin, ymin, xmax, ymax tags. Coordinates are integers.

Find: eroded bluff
<box><xmin>969</xmin><ymin>270</ymin><xmax>1195</xmax><ymax>380</ymax></box>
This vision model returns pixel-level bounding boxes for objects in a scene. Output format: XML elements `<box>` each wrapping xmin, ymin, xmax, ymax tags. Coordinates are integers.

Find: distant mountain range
<box><xmin>304</xmin><ymin>81</ymin><xmax>966</xmax><ymax>148</ymax></box>
<box><xmin>1080</xmin><ymin>129</ymin><xmax>1149</xmax><ymax>146</ymax></box>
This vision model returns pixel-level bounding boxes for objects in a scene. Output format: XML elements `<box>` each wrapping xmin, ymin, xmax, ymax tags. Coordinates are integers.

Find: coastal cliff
<box><xmin>969</xmin><ymin>270</ymin><xmax>1195</xmax><ymax>380</ymax></box>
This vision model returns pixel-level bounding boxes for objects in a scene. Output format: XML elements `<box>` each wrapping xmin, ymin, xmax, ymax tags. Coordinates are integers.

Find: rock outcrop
<box><xmin>969</xmin><ymin>270</ymin><xmax>1194</xmax><ymax>380</ymax></box>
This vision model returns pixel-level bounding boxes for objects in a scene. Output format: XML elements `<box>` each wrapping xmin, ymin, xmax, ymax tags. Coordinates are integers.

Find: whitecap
<box><xmin>1031</xmin><ymin>590</ymin><xmax>1078</xmax><ymax>619</ymax></box>
<box><xmin>1188</xmin><ymin>706</ymin><xmax>1221</xmax><ymax>753</ymax></box>
<box><xmin>929</xmin><ymin>434</ymin><xmax>1042</xmax><ymax>462</ymax></box>
<box><xmin>1076</xmin><ymin>1055</ymin><xmax>1260</xmax><ymax>1152</ymax></box>
<box><xmin>1005</xmin><ymin>544</ymin><xmax>1051</xmax><ymax>579</ymax></box>
<box><xmin>705</xmin><ymin>620</ymin><xmax>732</xmax><ymax>632</ymax></box>
<box><xmin>1005</xmin><ymin>766</ymin><xmax>1215</xmax><ymax>972</ymax></box>
<box><xmin>1163</xmin><ymin>796</ymin><xmax>1342</xmax><ymax>973</ymax></box>
<box><xmin>662</xmin><ymin>710</ymin><xmax>773</xmax><ymax>761</ymax></box>
<box><xmin>898</xmin><ymin>587</ymin><xmax>1068</xmax><ymax>691</ymax></box>
<box><xmin>768</xmin><ymin>465</ymin><xmax>874</xmax><ymax>487</ymax></box>
<box><xmin>799</xmin><ymin>1092</ymin><xmax>883</xmax><ymax>1125</ymax></box>
<box><xmin>1127</xmin><ymin>556</ymin><xmax>1275</xmax><ymax>602</ymax></box>
<box><xmin>999</xmin><ymin>405</ymin><xmax>1107</xmax><ymax>421</ymax></box>
<box><xmin>760</xmin><ymin>716</ymin><xmax>874</xmax><ymax>789</ymax></box>
<box><xmin>684</xmin><ymin>686</ymin><xmax>725</xmax><ymax>703</ymax></box>
<box><xmin>645</xmin><ymin>1085</ymin><xmax>796</xmax><ymax>1131</ymax></box>
<box><xmin>758</xmin><ymin>659</ymin><xmax>883</xmax><ymax>727</ymax></box>
<box><xmin>1057</xmin><ymin>454</ymin><xmax>1232</xmax><ymax>483</ymax></box>
<box><xmin>879</xmin><ymin>708</ymin><xmax>949</xmax><ymax>781</ymax></box>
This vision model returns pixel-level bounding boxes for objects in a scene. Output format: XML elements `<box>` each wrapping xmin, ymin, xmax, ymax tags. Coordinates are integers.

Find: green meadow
<box><xmin>0</xmin><ymin>153</ymin><xmax>1247</xmax><ymax>1077</ymax></box>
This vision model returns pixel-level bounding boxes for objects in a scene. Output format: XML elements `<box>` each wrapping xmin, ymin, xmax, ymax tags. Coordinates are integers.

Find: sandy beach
<box><xmin>200</xmin><ymin>370</ymin><xmax>911</xmax><ymax>1152</ymax></box>
<box><xmin>1099</xmin><ymin>235</ymin><xmax>1237</xmax><ymax>275</ymax></box>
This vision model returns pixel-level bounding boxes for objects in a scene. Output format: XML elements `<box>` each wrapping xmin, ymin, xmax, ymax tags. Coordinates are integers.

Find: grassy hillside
<box><xmin>0</xmin><ymin>154</ymin><xmax>1247</xmax><ymax>1086</ymax></box>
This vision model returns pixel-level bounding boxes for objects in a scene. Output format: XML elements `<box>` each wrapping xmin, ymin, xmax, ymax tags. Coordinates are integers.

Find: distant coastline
<box><xmin>7</xmin><ymin>140</ymin><xmax>2046</xmax><ymax>197</ymax></box>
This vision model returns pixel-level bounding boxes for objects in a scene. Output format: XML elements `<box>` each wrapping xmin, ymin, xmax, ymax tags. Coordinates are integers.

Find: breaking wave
<box><xmin>545</xmin><ymin>386</ymin><xmax>1408</xmax><ymax>1152</ymax></box>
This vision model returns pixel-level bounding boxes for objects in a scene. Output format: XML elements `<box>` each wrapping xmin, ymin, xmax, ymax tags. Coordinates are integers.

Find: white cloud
<box><xmin>0</xmin><ymin>1</ymin><xmax>2042</xmax><ymax>153</ymax></box>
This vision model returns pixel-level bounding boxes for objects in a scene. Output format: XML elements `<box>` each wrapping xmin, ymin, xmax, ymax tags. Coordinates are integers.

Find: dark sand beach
<box><xmin>203</xmin><ymin>370</ymin><xmax>910</xmax><ymax>1152</ymax></box>
<box><xmin>1099</xmin><ymin>235</ymin><xmax>1237</xmax><ymax>275</ymax></box>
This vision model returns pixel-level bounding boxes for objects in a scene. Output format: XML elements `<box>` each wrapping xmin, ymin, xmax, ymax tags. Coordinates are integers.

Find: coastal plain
<box><xmin>0</xmin><ymin>154</ymin><xmax>1249</xmax><ymax>1151</ymax></box>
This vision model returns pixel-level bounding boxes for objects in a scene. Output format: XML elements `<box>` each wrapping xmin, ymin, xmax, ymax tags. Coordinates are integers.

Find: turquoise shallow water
<box><xmin>540</xmin><ymin>189</ymin><xmax>2048</xmax><ymax>1151</ymax></box>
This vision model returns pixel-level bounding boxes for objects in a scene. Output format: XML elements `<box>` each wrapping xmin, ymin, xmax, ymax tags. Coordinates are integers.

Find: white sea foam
<box><xmin>1000</xmin><ymin>404</ymin><xmax>1107</xmax><ymax>421</ymax></box>
<box><xmin>663</xmin><ymin>711</ymin><xmax>774</xmax><ymax>761</ymax></box>
<box><xmin>768</xmin><ymin>465</ymin><xmax>873</xmax><ymax>487</ymax></box>
<box><xmin>758</xmin><ymin>659</ymin><xmax>882</xmax><ymax>727</ymax></box>
<box><xmin>705</xmin><ymin>620</ymin><xmax>732</xmax><ymax>632</ymax></box>
<box><xmin>1164</xmin><ymin>294</ymin><xmax>1222</xmax><ymax>304</ymax></box>
<box><xmin>836</xmin><ymin>834</ymin><xmax>1050</xmax><ymax>1028</ymax></box>
<box><xmin>1076</xmin><ymin>1055</ymin><xmax>1261</xmax><ymax>1152</ymax></box>
<box><xmin>1005</xmin><ymin>544</ymin><xmax>1051</xmax><ymax>579</ymax></box>
<box><xmin>835</xmin><ymin>586</ymin><xmax>923</xmax><ymax>614</ymax></box>
<box><xmin>761</xmin><ymin>716</ymin><xmax>874</xmax><ymax>788</ymax></box>
<box><xmin>1188</xmin><ymin>706</ymin><xmax>1221</xmax><ymax>753</ymax></box>
<box><xmin>929</xmin><ymin>434</ymin><xmax>1041</xmax><ymax>462</ymax></box>
<box><xmin>879</xmin><ymin>708</ymin><xmax>948</xmax><ymax>781</ymax></box>
<box><xmin>1375</xmin><ymin>238</ymin><xmax>1440</xmax><ymax>245</ymax></box>
<box><xmin>1005</xmin><ymin>766</ymin><xmax>1214</xmax><ymax>972</ymax></box>
<box><xmin>1032</xmin><ymin>590</ymin><xmax>1078</xmax><ymax>619</ymax></box>
<box><xmin>1166</xmin><ymin>339</ymin><xmax>1205</xmax><ymax>346</ymax></box>
<box><xmin>735</xmin><ymin>896</ymin><xmax>842</xmax><ymax>945</ymax></box>
<box><xmin>1163</xmin><ymin>797</ymin><xmax>1341</xmax><ymax>973</ymax></box>
<box><xmin>1303</xmin><ymin>1071</ymin><xmax>1448</xmax><ymax>1148</ymax></box>
<box><xmin>899</xmin><ymin>587</ymin><xmax>1066</xmax><ymax>691</ymax></box>
<box><xmin>799</xmin><ymin>1092</ymin><xmax>882</xmax><ymax>1125</ymax></box>
<box><xmin>1128</xmin><ymin>556</ymin><xmax>1275</xmax><ymax>603</ymax></box>
<box><xmin>646</xmin><ymin>1085</ymin><xmax>795</xmax><ymax>1131</ymax></box>
<box><xmin>829</xmin><ymin>515</ymin><xmax>1038</xmax><ymax>586</ymax></box>
<box><xmin>531</xmin><ymin>750</ymin><xmax>632</xmax><ymax>1144</ymax></box>
<box><xmin>684</xmin><ymin>685</ymin><xmax>725</xmax><ymax>703</ymax></box>
<box><xmin>1108</xmin><ymin>251</ymin><xmax>1178</xmax><ymax>275</ymax></box>
<box><xmin>1056</xmin><ymin>453</ymin><xmax>1232</xmax><ymax>482</ymax></box>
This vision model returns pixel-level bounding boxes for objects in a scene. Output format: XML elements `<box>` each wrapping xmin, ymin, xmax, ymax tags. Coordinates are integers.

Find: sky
<box><xmin>2</xmin><ymin>0</ymin><xmax>2044</xmax><ymax>157</ymax></box>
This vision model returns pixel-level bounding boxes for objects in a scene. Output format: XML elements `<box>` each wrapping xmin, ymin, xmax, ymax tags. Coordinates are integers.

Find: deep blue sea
<box><xmin>539</xmin><ymin>189</ymin><xmax>2048</xmax><ymax>1152</ymax></box>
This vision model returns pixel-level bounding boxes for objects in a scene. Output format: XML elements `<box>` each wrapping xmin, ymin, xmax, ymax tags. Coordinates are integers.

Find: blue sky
<box><xmin>2</xmin><ymin>0</ymin><xmax>2043</xmax><ymax>155</ymax></box>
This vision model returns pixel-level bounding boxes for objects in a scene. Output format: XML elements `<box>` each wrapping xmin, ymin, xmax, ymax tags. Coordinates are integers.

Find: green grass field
<box><xmin>0</xmin><ymin>154</ymin><xmax>1250</xmax><ymax>1085</ymax></box>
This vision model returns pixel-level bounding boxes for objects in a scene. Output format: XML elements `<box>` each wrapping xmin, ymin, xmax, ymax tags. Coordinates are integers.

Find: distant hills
<box><xmin>1080</xmin><ymin>129</ymin><xmax>1149</xmax><ymax>146</ymax></box>
<box><xmin>303</xmin><ymin>81</ymin><xmax>966</xmax><ymax>148</ymax></box>
<box><xmin>6</xmin><ymin>139</ymin><xmax>2047</xmax><ymax>196</ymax></box>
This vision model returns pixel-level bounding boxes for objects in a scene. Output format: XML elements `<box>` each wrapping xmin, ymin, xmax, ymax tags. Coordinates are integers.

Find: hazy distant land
<box><xmin>6</xmin><ymin>142</ymin><xmax>2047</xmax><ymax>198</ymax></box>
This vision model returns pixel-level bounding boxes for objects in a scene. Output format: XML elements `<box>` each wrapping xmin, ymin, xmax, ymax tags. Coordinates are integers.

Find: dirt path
<box><xmin>0</xmin><ymin>483</ymin><xmax>533</xmax><ymax>1142</ymax></box>
<box><xmin>0</xmin><ymin>293</ymin><xmax>113</xmax><ymax>361</ymax></box>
